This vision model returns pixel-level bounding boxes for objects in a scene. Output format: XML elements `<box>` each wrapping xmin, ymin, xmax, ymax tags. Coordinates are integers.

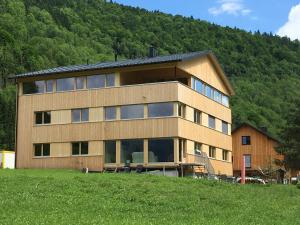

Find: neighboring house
<box><xmin>13</xmin><ymin>50</ymin><xmax>234</xmax><ymax>176</ymax></box>
<box><xmin>232</xmin><ymin>123</ymin><xmax>284</xmax><ymax>178</ymax></box>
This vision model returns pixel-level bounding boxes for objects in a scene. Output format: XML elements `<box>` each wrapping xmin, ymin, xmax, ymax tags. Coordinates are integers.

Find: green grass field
<box><xmin>0</xmin><ymin>169</ymin><xmax>299</xmax><ymax>225</ymax></box>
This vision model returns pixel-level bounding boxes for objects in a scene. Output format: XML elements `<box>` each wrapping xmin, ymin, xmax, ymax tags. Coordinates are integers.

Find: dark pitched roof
<box><xmin>14</xmin><ymin>51</ymin><xmax>211</xmax><ymax>78</ymax></box>
<box><xmin>232</xmin><ymin>123</ymin><xmax>281</xmax><ymax>143</ymax></box>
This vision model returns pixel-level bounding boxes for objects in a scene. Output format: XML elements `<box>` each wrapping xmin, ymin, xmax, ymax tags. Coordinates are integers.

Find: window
<box><xmin>222</xmin><ymin>121</ymin><xmax>228</xmax><ymax>134</ymax></box>
<box><xmin>208</xmin><ymin>115</ymin><xmax>215</xmax><ymax>129</ymax></box>
<box><xmin>106</xmin><ymin>74</ymin><xmax>115</xmax><ymax>87</ymax></box>
<box><xmin>121</xmin><ymin>105</ymin><xmax>144</xmax><ymax>119</ymax></box>
<box><xmin>222</xmin><ymin>150</ymin><xmax>229</xmax><ymax>161</ymax></box>
<box><xmin>148</xmin><ymin>139</ymin><xmax>174</xmax><ymax>163</ymax></box>
<box><xmin>105</xmin><ymin>141</ymin><xmax>116</xmax><ymax>163</ymax></box>
<box><xmin>194</xmin><ymin>109</ymin><xmax>201</xmax><ymax>124</ymax></box>
<box><xmin>121</xmin><ymin>139</ymin><xmax>144</xmax><ymax>163</ymax></box>
<box><xmin>179</xmin><ymin>139</ymin><xmax>185</xmax><ymax>162</ymax></box>
<box><xmin>222</xmin><ymin>95</ymin><xmax>229</xmax><ymax>107</ymax></box>
<box><xmin>205</xmin><ymin>85</ymin><xmax>213</xmax><ymax>99</ymax></box>
<box><xmin>34</xmin><ymin>144</ymin><xmax>50</xmax><ymax>157</ymax></box>
<box><xmin>148</xmin><ymin>103</ymin><xmax>173</xmax><ymax>118</ymax></box>
<box><xmin>76</xmin><ymin>77</ymin><xmax>85</xmax><ymax>89</ymax></box>
<box><xmin>194</xmin><ymin>142</ymin><xmax>202</xmax><ymax>155</ymax></box>
<box><xmin>214</xmin><ymin>90</ymin><xmax>222</xmax><ymax>103</ymax></box>
<box><xmin>242</xmin><ymin>136</ymin><xmax>251</xmax><ymax>145</ymax></box>
<box><xmin>244</xmin><ymin>154</ymin><xmax>251</xmax><ymax>168</ymax></box>
<box><xmin>87</xmin><ymin>75</ymin><xmax>105</xmax><ymax>89</ymax></box>
<box><xmin>56</xmin><ymin>78</ymin><xmax>75</xmax><ymax>92</ymax></box>
<box><xmin>178</xmin><ymin>103</ymin><xmax>185</xmax><ymax>118</ymax></box>
<box><xmin>46</xmin><ymin>80</ymin><xmax>53</xmax><ymax>92</ymax></box>
<box><xmin>72</xmin><ymin>108</ymin><xmax>89</xmax><ymax>122</ymax></box>
<box><xmin>23</xmin><ymin>81</ymin><xmax>45</xmax><ymax>94</ymax></box>
<box><xmin>209</xmin><ymin>146</ymin><xmax>216</xmax><ymax>158</ymax></box>
<box><xmin>105</xmin><ymin>107</ymin><xmax>116</xmax><ymax>120</ymax></box>
<box><xmin>72</xmin><ymin>142</ymin><xmax>89</xmax><ymax>155</ymax></box>
<box><xmin>195</xmin><ymin>79</ymin><xmax>204</xmax><ymax>94</ymax></box>
<box><xmin>35</xmin><ymin>111</ymin><xmax>51</xmax><ymax>125</ymax></box>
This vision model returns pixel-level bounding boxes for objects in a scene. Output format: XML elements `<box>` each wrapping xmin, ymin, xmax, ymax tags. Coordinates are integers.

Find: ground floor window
<box><xmin>194</xmin><ymin>142</ymin><xmax>202</xmax><ymax>155</ymax></box>
<box><xmin>148</xmin><ymin>139</ymin><xmax>174</xmax><ymax>163</ymax></box>
<box><xmin>72</xmin><ymin>142</ymin><xmax>89</xmax><ymax>155</ymax></box>
<box><xmin>105</xmin><ymin>141</ymin><xmax>116</xmax><ymax>163</ymax></box>
<box><xmin>244</xmin><ymin>154</ymin><xmax>251</xmax><ymax>168</ymax></box>
<box><xmin>34</xmin><ymin>143</ymin><xmax>50</xmax><ymax>157</ymax></box>
<box><xmin>209</xmin><ymin>146</ymin><xmax>216</xmax><ymax>158</ymax></box>
<box><xmin>222</xmin><ymin>150</ymin><xmax>229</xmax><ymax>161</ymax></box>
<box><xmin>121</xmin><ymin>139</ymin><xmax>144</xmax><ymax>163</ymax></box>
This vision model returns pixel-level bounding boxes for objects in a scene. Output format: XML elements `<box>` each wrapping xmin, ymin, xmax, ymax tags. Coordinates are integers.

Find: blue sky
<box><xmin>114</xmin><ymin>0</ymin><xmax>300</xmax><ymax>40</ymax></box>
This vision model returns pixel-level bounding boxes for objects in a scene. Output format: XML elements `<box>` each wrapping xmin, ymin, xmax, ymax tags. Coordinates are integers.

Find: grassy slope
<box><xmin>0</xmin><ymin>169</ymin><xmax>299</xmax><ymax>225</ymax></box>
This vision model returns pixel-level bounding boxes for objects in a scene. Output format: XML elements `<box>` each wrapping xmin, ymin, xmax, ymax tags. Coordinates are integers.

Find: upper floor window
<box><xmin>56</xmin><ymin>78</ymin><xmax>75</xmax><ymax>92</ymax></box>
<box><xmin>222</xmin><ymin>121</ymin><xmax>228</xmax><ymax>134</ymax></box>
<box><xmin>205</xmin><ymin>85</ymin><xmax>214</xmax><ymax>99</ymax></box>
<box><xmin>121</xmin><ymin>105</ymin><xmax>144</xmax><ymax>120</ymax></box>
<box><xmin>23</xmin><ymin>81</ymin><xmax>45</xmax><ymax>94</ymax></box>
<box><xmin>87</xmin><ymin>75</ymin><xmax>105</xmax><ymax>89</ymax></box>
<box><xmin>244</xmin><ymin>154</ymin><xmax>251</xmax><ymax>168</ymax></box>
<box><xmin>76</xmin><ymin>77</ymin><xmax>85</xmax><ymax>90</ymax></box>
<box><xmin>148</xmin><ymin>103</ymin><xmax>173</xmax><ymax>118</ymax></box>
<box><xmin>222</xmin><ymin>95</ymin><xmax>229</xmax><ymax>107</ymax></box>
<box><xmin>222</xmin><ymin>150</ymin><xmax>229</xmax><ymax>161</ymax></box>
<box><xmin>178</xmin><ymin>103</ymin><xmax>186</xmax><ymax>118</ymax></box>
<box><xmin>35</xmin><ymin>111</ymin><xmax>51</xmax><ymax>125</ymax></box>
<box><xmin>242</xmin><ymin>136</ymin><xmax>251</xmax><ymax>145</ymax></box>
<box><xmin>72</xmin><ymin>142</ymin><xmax>89</xmax><ymax>155</ymax></box>
<box><xmin>194</xmin><ymin>109</ymin><xmax>201</xmax><ymax>124</ymax></box>
<box><xmin>194</xmin><ymin>142</ymin><xmax>202</xmax><ymax>155</ymax></box>
<box><xmin>214</xmin><ymin>90</ymin><xmax>222</xmax><ymax>103</ymax></box>
<box><xmin>209</xmin><ymin>146</ymin><xmax>216</xmax><ymax>158</ymax></box>
<box><xmin>34</xmin><ymin>143</ymin><xmax>50</xmax><ymax>157</ymax></box>
<box><xmin>106</xmin><ymin>74</ymin><xmax>115</xmax><ymax>87</ymax></box>
<box><xmin>72</xmin><ymin>108</ymin><xmax>89</xmax><ymax>122</ymax></box>
<box><xmin>46</xmin><ymin>80</ymin><xmax>53</xmax><ymax>93</ymax></box>
<box><xmin>208</xmin><ymin>115</ymin><xmax>215</xmax><ymax>129</ymax></box>
<box><xmin>105</xmin><ymin>107</ymin><xmax>116</xmax><ymax>120</ymax></box>
<box><xmin>195</xmin><ymin>79</ymin><xmax>204</xmax><ymax>94</ymax></box>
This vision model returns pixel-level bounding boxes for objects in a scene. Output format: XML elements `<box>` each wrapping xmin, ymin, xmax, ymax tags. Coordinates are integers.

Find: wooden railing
<box><xmin>181</xmin><ymin>153</ymin><xmax>215</xmax><ymax>175</ymax></box>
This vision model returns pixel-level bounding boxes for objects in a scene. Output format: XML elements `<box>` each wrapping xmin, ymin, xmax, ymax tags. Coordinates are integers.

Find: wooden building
<box><xmin>13</xmin><ymin>50</ymin><xmax>234</xmax><ymax>176</ymax></box>
<box><xmin>232</xmin><ymin>123</ymin><xmax>284</xmax><ymax>178</ymax></box>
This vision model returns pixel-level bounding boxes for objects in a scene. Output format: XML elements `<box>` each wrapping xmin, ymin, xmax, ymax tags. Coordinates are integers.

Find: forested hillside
<box><xmin>0</xmin><ymin>0</ymin><xmax>300</xmax><ymax>148</ymax></box>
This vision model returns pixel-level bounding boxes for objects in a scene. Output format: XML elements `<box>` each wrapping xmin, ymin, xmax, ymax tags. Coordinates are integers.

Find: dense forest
<box><xmin>0</xmin><ymin>0</ymin><xmax>300</xmax><ymax>149</ymax></box>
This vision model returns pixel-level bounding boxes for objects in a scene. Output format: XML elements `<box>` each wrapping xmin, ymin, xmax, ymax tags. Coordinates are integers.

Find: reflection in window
<box><xmin>56</xmin><ymin>78</ymin><xmax>74</xmax><ymax>91</ymax></box>
<box><xmin>195</xmin><ymin>79</ymin><xmax>204</xmax><ymax>94</ymax></box>
<box><xmin>222</xmin><ymin>95</ymin><xmax>229</xmax><ymax>107</ymax></box>
<box><xmin>105</xmin><ymin>141</ymin><xmax>116</xmax><ymax>163</ymax></box>
<box><xmin>148</xmin><ymin>103</ymin><xmax>173</xmax><ymax>118</ymax></box>
<box><xmin>105</xmin><ymin>107</ymin><xmax>116</xmax><ymax>120</ymax></box>
<box><xmin>87</xmin><ymin>75</ymin><xmax>105</xmax><ymax>89</ymax></box>
<box><xmin>121</xmin><ymin>139</ymin><xmax>144</xmax><ymax>163</ymax></box>
<box><xmin>214</xmin><ymin>90</ymin><xmax>222</xmax><ymax>103</ymax></box>
<box><xmin>23</xmin><ymin>81</ymin><xmax>45</xmax><ymax>94</ymax></box>
<box><xmin>76</xmin><ymin>77</ymin><xmax>85</xmax><ymax>89</ymax></box>
<box><xmin>205</xmin><ymin>85</ymin><xmax>213</xmax><ymax>99</ymax></box>
<box><xmin>208</xmin><ymin>115</ymin><xmax>215</xmax><ymax>129</ymax></box>
<box><xmin>148</xmin><ymin>139</ymin><xmax>174</xmax><ymax>163</ymax></box>
<box><xmin>121</xmin><ymin>105</ymin><xmax>144</xmax><ymax>119</ymax></box>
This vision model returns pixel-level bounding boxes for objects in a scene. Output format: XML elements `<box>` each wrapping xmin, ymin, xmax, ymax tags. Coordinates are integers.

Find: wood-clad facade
<box><xmin>15</xmin><ymin>51</ymin><xmax>234</xmax><ymax>176</ymax></box>
<box><xmin>232</xmin><ymin>123</ymin><xmax>284</xmax><ymax>177</ymax></box>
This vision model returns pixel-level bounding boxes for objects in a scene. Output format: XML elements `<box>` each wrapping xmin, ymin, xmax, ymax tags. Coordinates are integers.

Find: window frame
<box><xmin>209</xmin><ymin>146</ymin><xmax>216</xmax><ymax>159</ymax></box>
<box><xmin>148</xmin><ymin>102</ymin><xmax>174</xmax><ymax>118</ymax></box>
<box><xmin>194</xmin><ymin>142</ymin><xmax>202</xmax><ymax>155</ymax></box>
<box><xmin>35</xmin><ymin>111</ymin><xmax>51</xmax><ymax>125</ymax></box>
<box><xmin>120</xmin><ymin>104</ymin><xmax>144</xmax><ymax>120</ymax></box>
<box><xmin>194</xmin><ymin>109</ymin><xmax>201</xmax><ymax>124</ymax></box>
<box><xmin>222</xmin><ymin>150</ymin><xmax>229</xmax><ymax>161</ymax></box>
<box><xmin>244</xmin><ymin>154</ymin><xmax>251</xmax><ymax>168</ymax></box>
<box><xmin>105</xmin><ymin>106</ymin><xmax>117</xmax><ymax>121</ymax></box>
<box><xmin>71</xmin><ymin>108</ymin><xmax>89</xmax><ymax>123</ymax></box>
<box><xmin>56</xmin><ymin>77</ymin><xmax>75</xmax><ymax>92</ymax></box>
<box><xmin>33</xmin><ymin>143</ymin><xmax>50</xmax><ymax>157</ymax></box>
<box><xmin>242</xmin><ymin>136</ymin><xmax>251</xmax><ymax>145</ymax></box>
<box><xmin>208</xmin><ymin>115</ymin><xmax>216</xmax><ymax>129</ymax></box>
<box><xmin>72</xmin><ymin>142</ymin><xmax>89</xmax><ymax>156</ymax></box>
<box><xmin>222</xmin><ymin>121</ymin><xmax>228</xmax><ymax>134</ymax></box>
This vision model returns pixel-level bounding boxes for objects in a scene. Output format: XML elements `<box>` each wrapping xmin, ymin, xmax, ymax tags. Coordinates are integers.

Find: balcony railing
<box><xmin>181</xmin><ymin>152</ymin><xmax>215</xmax><ymax>175</ymax></box>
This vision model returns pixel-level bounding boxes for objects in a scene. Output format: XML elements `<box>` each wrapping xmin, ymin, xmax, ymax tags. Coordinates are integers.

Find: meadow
<box><xmin>0</xmin><ymin>169</ymin><xmax>299</xmax><ymax>225</ymax></box>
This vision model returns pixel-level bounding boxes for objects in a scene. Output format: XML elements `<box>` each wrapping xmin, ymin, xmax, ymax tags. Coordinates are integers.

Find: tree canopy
<box><xmin>0</xmin><ymin>0</ymin><xmax>300</xmax><ymax>149</ymax></box>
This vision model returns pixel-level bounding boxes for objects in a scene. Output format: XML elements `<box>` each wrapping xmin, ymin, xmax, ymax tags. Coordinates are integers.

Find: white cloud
<box><xmin>277</xmin><ymin>3</ymin><xmax>300</xmax><ymax>41</ymax></box>
<box><xmin>208</xmin><ymin>0</ymin><xmax>251</xmax><ymax>16</ymax></box>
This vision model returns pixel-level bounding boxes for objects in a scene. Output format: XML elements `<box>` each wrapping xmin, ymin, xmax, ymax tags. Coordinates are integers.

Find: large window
<box><xmin>205</xmin><ymin>85</ymin><xmax>214</xmax><ymax>99</ymax></box>
<box><xmin>244</xmin><ymin>154</ymin><xmax>251</xmax><ymax>168</ymax></box>
<box><xmin>222</xmin><ymin>95</ymin><xmax>229</xmax><ymax>107</ymax></box>
<box><xmin>222</xmin><ymin>121</ymin><xmax>228</xmax><ymax>134</ymax></box>
<box><xmin>209</xmin><ymin>146</ymin><xmax>216</xmax><ymax>158</ymax></box>
<box><xmin>35</xmin><ymin>111</ymin><xmax>51</xmax><ymax>125</ymax></box>
<box><xmin>56</xmin><ymin>78</ymin><xmax>74</xmax><ymax>92</ymax></box>
<box><xmin>148</xmin><ymin>103</ymin><xmax>173</xmax><ymax>118</ymax></box>
<box><xmin>76</xmin><ymin>77</ymin><xmax>85</xmax><ymax>90</ymax></box>
<box><xmin>72</xmin><ymin>142</ymin><xmax>88</xmax><ymax>155</ymax></box>
<box><xmin>242</xmin><ymin>136</ymin><xmax>251</xmax><ymax>145</ymax></box>
<box><xmin>121</xmin><ymin>105</ymin><xmax>144</xmax><ymax>120</ymax></box>
<box><xmin>121</xmin><ymin>139</ymin><xmax>144</xmax><ymax>163</ymax></box>
<box><xmin>194</xmin><ymin>142</ymin><xmax>202</xmax><ymax>155</ymax></box>
<box><xmin>214</xmin><ymin>90</ymin><xmax>222</xmax><ymax>103</ymax></box>
<box><xmin>46</xmin><ymin>80</ymin><xmax>53</xmax><ymax>93</ymax></box>
<box><xmin>106</xmin><ymin>74</ymin><xmax>115</xmax><ymax>87</ymax></box>
<box><xmin>195</xmin><ymin>79</ymin><xmax>204</xmax><ymax>94</ymax></box>
<box><xmin>105</xmin><ymin>107</ymin><xmax>116</xmax><ymax>120</ymax></box>
<box><xmin>105</xmin><ymin>141</ymin><xmax>116</xmax><ymax>163</ymax></box>
<box><xmin>34</xmin><ymin>143</ymin><xmax>50</xmax><ymax>157</ymax></box>
<box><xmin>222</xmin><ymin>150</ymin><xmax>229</xmax><ymax>161</ymax></box>
<box><xmin>72</xmin><ymin>109</ymin><xmax>89</xmax><ymax>122</ymax></box>
<box><xmin>208</xmin><ymin>115</ymin><xmax>216</xmax><ymax>129</ymax></box>
<box><xmin>148</xmin><ymin>139</ymin><xmax>174</xmax><ymax>163</ymax></box>
<box><xmin>23</xmin><ymin>81</ymin><xmax>45</xmax><ymax>94</ymax></box>
<box><xmin>194</xmin><ymin>109</ymin><xmax>201</xmax><ymax>124</ymax></box>
<box><xmin>87</xmin><ymin>75</ymin><xmax>105</xmax><ymax>89</ymax></box>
